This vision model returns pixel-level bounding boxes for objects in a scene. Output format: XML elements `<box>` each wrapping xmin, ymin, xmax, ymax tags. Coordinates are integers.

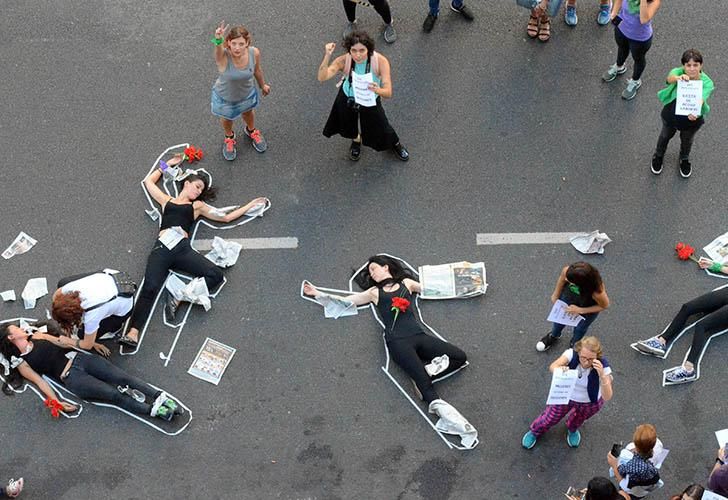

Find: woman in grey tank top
<box><xmin>211</xmin><ymin>22</ymin><xmax>271</xmax><ymax>160</ymax></box>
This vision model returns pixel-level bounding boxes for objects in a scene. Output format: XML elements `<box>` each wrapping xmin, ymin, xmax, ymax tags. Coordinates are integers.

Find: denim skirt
<box><xmin>210</xmin><ymin>88</ymin><xmax>259</xmax><ymax>120</ymax></box>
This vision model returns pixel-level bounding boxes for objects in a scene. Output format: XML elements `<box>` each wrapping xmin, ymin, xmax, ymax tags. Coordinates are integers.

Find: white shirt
<box><xmin>61</xmin><ymin>272</ymin><xmax>133</xmax><ymax>334</ymax></box>
<box><xmin>562</xmin><ymin>348</ymin><xmax>612</xmax><ymax>403</ymax></box>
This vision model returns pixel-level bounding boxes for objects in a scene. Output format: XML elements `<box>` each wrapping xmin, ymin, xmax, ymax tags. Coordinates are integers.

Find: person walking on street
<box><xmin>342</xmin><ymin>0</ymin><xmax>397</xmax><ymax>44</ymax></box>
<box><xmin>651</xmin><ymin>49</ymin><xmax>714</xmax><ymax>178</ymax></box>
<box><xmin>422</xmin><ymin>0</ymin><xmax>474</xmax><ymax>33</ymax></box>
<box><xmin>602</xmin><ymin>0</ymin><xmax>661</xmax><ymax>100</ymax></box>
<box><xmin>211</xmin><ymin>22</ymin><xmax>271</xmax><ymax>160</ymax></box>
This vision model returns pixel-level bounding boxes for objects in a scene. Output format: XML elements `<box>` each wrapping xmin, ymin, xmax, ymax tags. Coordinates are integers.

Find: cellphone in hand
<box><xmin>611</xmin><ymin>442</ymin><xmax>623</xmax><ymax>457</ymax></box>
<box><xmin>611</xmin><ymin>15</ymin><xmax>622</xmax><ymax>26</ymax></box>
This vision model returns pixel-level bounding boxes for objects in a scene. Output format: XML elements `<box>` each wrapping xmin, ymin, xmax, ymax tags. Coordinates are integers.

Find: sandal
<box><xmin>118</xmin><ymin>334</ymin><xmax>138</xmax><ymax>348</ymax></box>
<box><xmin>527</xmin><ymin>14</ymin><xmax>540</xmax><ymax>38</ymax></box>
<box><xmin>538</xmin><ymin>16</ymin><xmax>551</xmax><ymax>42</ymax></box>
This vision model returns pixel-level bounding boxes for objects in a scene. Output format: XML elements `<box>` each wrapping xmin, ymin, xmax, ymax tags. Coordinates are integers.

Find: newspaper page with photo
<box><xmin>419</xmin><ymin>262</ymin><xmax>487</xmax><ymax>300</ymax></box>
<box><xmin>187</xmin><ymin>338</ymin><xmax>236</xmax><ymax>385</ymax></box>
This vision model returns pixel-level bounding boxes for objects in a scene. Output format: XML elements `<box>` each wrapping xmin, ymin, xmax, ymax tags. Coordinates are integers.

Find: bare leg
<box><xmin>220</xmin><ymin>117</ymin><xmax>235</xmax><ymax>136</ymax></box>
<box><xmin>242</xmin><ymin>109</ymin><xmax>256</xmax><ymax>132</ymax></box>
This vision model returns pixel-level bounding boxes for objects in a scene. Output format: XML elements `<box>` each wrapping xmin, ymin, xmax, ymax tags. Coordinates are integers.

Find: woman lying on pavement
<box><xmin>119</xmin><ymin>153</ymin><xmax>267</xmax><ymax>348</ymax></box>
<box><xmin>634</xmin><ymin>259</ymin><xmax>728</xmax><ymax>384</ymax></box>
<box><xmin>303</xmin><ymin>255</ymin><xmax>468</xmax><ymax>408</ymax></box>
<box><xmin>51</xmin><ymin>269</ymin><xmax>137</xmax><ymax>356</ymax></box>
<box><xmin>0</xmin><ymin>323</ymin><xmax>181</xmax><ymax>421</ymax></box>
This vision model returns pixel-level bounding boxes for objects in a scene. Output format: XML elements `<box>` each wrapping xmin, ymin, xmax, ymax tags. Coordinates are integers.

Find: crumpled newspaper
<box><xmin>316</xmin><ymin>294</ymin><xmax>358</xmax><ymax>319</ymax></box>
<box><xmin>145</xmin><ymin>208</ymin><xmax>160</xmax><ymax>221</ymax></box>
<box><xmin>205</xmin><ymin>236</ymin><xmax>243</xmax><ymax>268</ymax></box>
<box><xmin>245</xmin><ymin>198</ymin><xmax>270</xmax><ymax>218</ymax></box>
<box><xmin>21</xmin><ymin>277</ymin><xmax>48</xmax><ymax>309</ymax></box>
<box><xmin>570</xmin><ymin>230</ymin><xmax>612</xmax><ymax>255</ymax></box>
<box><xmin>425</xmin><ymin>355</ymin><xmax>450</xmax><ymax>377</ymax></box>
<box><xmin>165</xmin><ymin>275</ymin><xmax>211</xmax><ymax>311</ymax></box>
<box><xmin>428</xmin><ymin>399</ymin><xmax>478</xmax><ymax>449</ymax></box>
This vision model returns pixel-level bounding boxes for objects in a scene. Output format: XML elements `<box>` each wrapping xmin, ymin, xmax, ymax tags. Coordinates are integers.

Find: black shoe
<box><xmin>423</xmin><ymin>14</ymin><xmax>437</xmax><ymax>33</ymax></box>
<box><xmin>651</xmin><ymin>155</ymin><xmax>663</xmax><ymax>175</ymax></box>
<box><xmin>349</xmin><ymin>141</ymin><xmax>361</xmax><ymax>161</ymax></box>
<box><xmin>450</xmin><ymin>3</ymin><xmax>475</xmax><ymax>20</ymax></box>
<box><xmin>163</xmin><ymin>290</ymin><xmax>180</xmax><ymax>321</ymax></box>
<box><xmin>393</xmin><ymin>142</ymin><xmax>409</xmax><ymax>161</ymax></box>
<box><xmin>536</xmin><ymin>333</ymin><xmax>558</xmax><ymax>352</ymax></box>
<box><xmin>118</xmin><ymin>334</ymin><xmax>138</xmax><ymax>348</ymax></box>
<box><xmin>679</xmin><ymin>158</ymin><xmax>692</xmax><ymax>178</ymax></box>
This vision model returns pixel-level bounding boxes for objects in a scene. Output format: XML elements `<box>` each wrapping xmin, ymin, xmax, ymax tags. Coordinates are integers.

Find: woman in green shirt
<box><xmin>651</xmin><ymin>49</ymin><xmax>714</xmax><ymax>178</ymax></box>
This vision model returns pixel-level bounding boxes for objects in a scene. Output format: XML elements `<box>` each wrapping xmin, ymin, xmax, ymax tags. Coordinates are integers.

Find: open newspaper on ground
<box><xmin>705</xmin><ymin>232</ymin><xmax>728</xmax><ymax>265</ymax></box>
<box><xmin>418</xmin><ymin>262</ymin><xmax>487</xmax><ymax>300</ymax></box>
<box><xmin>187</xmin><ymin>338</ymin><xmax>236</xmax><ymax>385</ymax></box>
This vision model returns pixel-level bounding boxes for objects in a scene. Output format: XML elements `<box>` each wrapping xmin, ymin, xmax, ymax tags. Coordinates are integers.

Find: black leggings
<box><xmin>129</xmin><ymin>239</ymin><xmax>224</xmax><ymax>330</ymax></box>
<box><xmin>654</xmin><ymin>120</ymin><xmax>702</xmax><ymax>160</ymax></box>
<box><xmin>661</xmin><ymin>287</ymin><xmax>728</xmax><ymax>365</ymax></box>
<box><xmin>387</xmin><ymin>333</ymin><xmax>467</xmax><ymax>403</ymax></box>
<box><xmin>63</xmin><ymin>354</ymin><xmax>161</xmax><ymax>415</ymax></box>
<box><xmin>343</xmin><ymin>0</ymin><xmax>392</xmax><ymax>24</ymax></box>
<box><xmin>614</xmin><ymin>27</ymin><xmax>652</xmax><ymax>80</ymax></box>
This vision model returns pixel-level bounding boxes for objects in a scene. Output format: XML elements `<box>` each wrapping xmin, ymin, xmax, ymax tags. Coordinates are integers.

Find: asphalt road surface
<box><xmin>1</xmin><ymin>0</ymin><xmax>727</xmax><ymax>498</ymax></box>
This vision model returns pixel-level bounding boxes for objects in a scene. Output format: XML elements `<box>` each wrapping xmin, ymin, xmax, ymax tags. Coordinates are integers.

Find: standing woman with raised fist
<box><xmin>318</xmin><ymin>31</ymin><xmax>409</xmax><ymax>162</ymax></box>
<box><xmin>210</xmin><ymin>22</ymin><xmax>271</xmax><ymax>160</ymax></box>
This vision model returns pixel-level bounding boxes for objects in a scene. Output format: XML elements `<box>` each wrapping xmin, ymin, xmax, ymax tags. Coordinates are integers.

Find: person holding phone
<box><xmin>522</xmin><ymin>336</ymin><xmax>614</xmax><ymax>449</ymax></box>
<box><xmin>651</xmin><ymin>49</ymin><xmax>715</xmax><ymax>178</ymax></box>
<box><xmin>317</xmin><ymin>31</ymin><xmax>409</xmax><ymax>162</ymax></box>
<box><xmin>607</xmin><ymin>424</ymin><xmax>662</xmax><ymax>498</ymax></box>
<box><xmin>601</xmin><ymin>0</ymin><xmax>661</xmax><ymax>100</ymax></box>
<box><xmin>536</xmin><ymin>262</ymin><xmax>610</xmax><ymax>352</ymax></box>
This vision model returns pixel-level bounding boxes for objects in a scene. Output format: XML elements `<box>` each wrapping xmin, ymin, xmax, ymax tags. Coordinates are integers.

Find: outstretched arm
<box><xmin>303</xmin><ymin>282</ymin><xmax>377</xmax><ymax>306</ymax></box>
<box><xmin>403</xmin><ymin>278</ymin><xmax>422</xmax><ymax>294</ymax></box>
<box><xmin>17</xmin><ymin>363</ymin><xmax>77</xmax><ymax>412</ymax></box>
<box><xmin>195</xmin><ymin>197</ymin><xmax>268</xmax><ymax>223</ymax></box>
<box><xmin>143</xmin><ymin>154</ymin><xmax>183</xmax><ymax>207</ymax></box>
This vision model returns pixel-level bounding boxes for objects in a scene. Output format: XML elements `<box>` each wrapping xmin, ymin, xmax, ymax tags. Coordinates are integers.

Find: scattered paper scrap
<box><xmin>21</xmin><ymin>277</ymin><xmax>48</xmax><ymax>309</ymax></box>
<box><xmin>2</xmin><ymin>232</ymin><xmax>38</xmax><ymax>259</ymax></box>
<box><xmin>205</xmin><ymin>236</ymin><xmax>243</xmax><ymax>268</ymax></box>
<box><xmin>704</xmin><ymin>232</ymin><xmax>728</xmax><ymax>265</ymax></box>
<box><xmin>165</xmin><ymin>275</ymin><xmax>211</xmax><ymax>311</ymax></box>
<box><xmin>570</xmin><ymin>230</ymin><xmax>611</xmax><ymax>254</ymax></box>
<box><xmin>316</xmin><ymin>294</ymin><xmax>358</xmax><ymax>319</ymax></box>
<box><xmin>187</xmin><ymin>337</ymin><xmax>236</xmax><ymax>385</ymax></box>
<box><xmin>145</xmin><ymin>208</ymin><xmax>160</xmax><ymax>221</ymax></box>
<box><xmin>0</xmin><ymin>290</ymin><xmax>16</xmax><ymax>302</ymax></box>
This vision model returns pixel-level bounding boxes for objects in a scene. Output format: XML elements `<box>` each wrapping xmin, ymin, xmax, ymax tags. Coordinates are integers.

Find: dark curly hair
<box><xmin>353</xmin><ymin>255</ymin><xmax>416</xmax><ymax>290</ymax></box>
<box><xmin>565</xmin><ymin>262</ymin><xmax>603</xmax><ymax>299</ymax></box>
<box><xmin>343</xmin><ymin>30</ymin><xmax>375</xmax><ymax>56</ymax></box>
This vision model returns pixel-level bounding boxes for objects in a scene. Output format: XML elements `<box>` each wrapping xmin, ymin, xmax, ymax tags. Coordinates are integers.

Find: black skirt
<box><xmin>323</xmin><ymin>87</ymin><xmax>400</xmax><ymax>151</ymax></box>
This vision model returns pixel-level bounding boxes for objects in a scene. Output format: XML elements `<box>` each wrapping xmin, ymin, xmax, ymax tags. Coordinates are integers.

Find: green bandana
<box><xmin>627</xmin><ymin>0</ymin><xmax>640</xmax><ymax>15</ymax></box>
<box><xmin>568</xmin><ymin>283</ymin><xmax>581</xmax><ymax>295</ymax></box>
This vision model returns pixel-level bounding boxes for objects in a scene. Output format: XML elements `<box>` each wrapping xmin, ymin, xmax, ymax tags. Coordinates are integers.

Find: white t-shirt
<box><xmin>61</xmin><ymin>272</ymin><xmax>133</xmax><ymax>334</ymax></box>
<box><xmin>562</xmin><ymin>348</ymin><xmax>613</xmax><ymax>403</ymax></box>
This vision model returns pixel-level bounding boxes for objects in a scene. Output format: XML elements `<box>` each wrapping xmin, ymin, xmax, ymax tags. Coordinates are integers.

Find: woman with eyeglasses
<box><xmin>536</xmin><ymin>262</ymin><xmax>610</xmax><ymax>352</ymax></box>
<box><xmin>522</xmin><ymin>336</ymin><xmax>613</xmax><ymax>449</ymax></box>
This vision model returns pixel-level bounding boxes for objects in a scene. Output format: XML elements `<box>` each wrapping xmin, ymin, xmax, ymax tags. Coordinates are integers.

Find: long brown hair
<box><xmin>52</xmin><ymin>291</ymin><xmax>84</xmax><ymax>332</ymax></box>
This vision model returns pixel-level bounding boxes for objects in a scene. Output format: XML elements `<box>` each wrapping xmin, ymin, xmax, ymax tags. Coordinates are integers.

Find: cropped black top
<box><xmin>160</xmin><ymin>201</ymin><xmax>194</xmax><ymax>234</ymax></box>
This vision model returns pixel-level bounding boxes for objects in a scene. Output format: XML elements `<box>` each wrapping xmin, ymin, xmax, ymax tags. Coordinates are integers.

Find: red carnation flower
<box><xmin>44</xmin><ymin>398</ymin><xmax>64</xmax><ymax>418</ymax></box>
<box><xmin>675</xmin><ymin>242</ymin><xmax>699</xmax><ymax>262</ymax></box>
<box><xmin>391</xmin><ymin>296</ymin><xmax>410</xmax><ymax>313</ymax></box>
<box><xmin>183</xmin><ymin>145</ymin><xmax>203</xmax><ymax>163</ymax></box>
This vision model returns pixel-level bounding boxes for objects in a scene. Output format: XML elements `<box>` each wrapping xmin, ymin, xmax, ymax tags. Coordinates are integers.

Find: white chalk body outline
<box><xmin>0</xmin><ymin>318</ymin><xmax>192</xmax><ymax>434</ymax></box>
<box><xmin>120</xmin><ymin>143</ymin><xmax>271</xmax><ymax>366</ymax></box>
<box><xmin>301</xmin><ymin>254</ymin><xmax>478</xmax><ymax>450</ymax></box>
<box><xmin>628</xmin><ymin>283</ymin><xmax>728</xmax><ymax>386</ymax></box>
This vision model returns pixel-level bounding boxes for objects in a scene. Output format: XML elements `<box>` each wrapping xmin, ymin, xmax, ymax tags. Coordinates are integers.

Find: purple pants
<box><xmin>529</xmin><ymin>398</ymin><xmax>604</xmax><ymax>436</ymax></box>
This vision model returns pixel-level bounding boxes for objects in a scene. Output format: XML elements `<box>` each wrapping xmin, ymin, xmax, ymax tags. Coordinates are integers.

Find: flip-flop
<box><xmin>118</xmin><ymin>335</ymin><xmax>138</xmax><ymax>348</ymax></box>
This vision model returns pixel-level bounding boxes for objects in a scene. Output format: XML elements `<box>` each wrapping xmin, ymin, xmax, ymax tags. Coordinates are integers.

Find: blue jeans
<box><xmin>429</xmin><ymin>0</ymin><xmax>463</xmax><ymax>16</ymax></box>
<box><xmin>63</xmin><ymin>354</ymin><xmax>160</xmax><ymax>415</ymax></box>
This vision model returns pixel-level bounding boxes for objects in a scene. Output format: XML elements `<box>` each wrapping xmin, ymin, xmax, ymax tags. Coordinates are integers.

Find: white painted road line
<box><xmin>476</xmin><ymin>232</ymin><xmax>584</xmax><ymax>245</ymax></box>
<box><xmin>193</xmin><ymin>237</ymin><xmax>299</xmax><ymax>251</ymax></box>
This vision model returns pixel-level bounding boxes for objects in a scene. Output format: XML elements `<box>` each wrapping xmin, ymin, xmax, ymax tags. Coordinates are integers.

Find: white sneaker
<box><xmin>6</xmin><ymin>478</ymin><xmax>24</xmax><ymax>498</ymax></box>
<box><xmin>425</xmin><ymin>355</ymin><xmax>450</xmax><ymax>376</ymax></box>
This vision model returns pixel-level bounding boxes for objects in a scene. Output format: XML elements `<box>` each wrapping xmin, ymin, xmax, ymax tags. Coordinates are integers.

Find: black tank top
<box><xmin>21</xmin><ymin>340</ymin><xmax>69</xmax><ymax>381</ymax></box>
<box><xmin>375</xmin><ymin>283</ymin><xmax>423</xmax><ymax>341</ymax></box>
<box><xmin>562</xmin><ymin>283</ymin><xmax>598</xmax><ymax>308</ymax></box>
<box><xmin>160</xmin><ymin>201</ymin><xmax>195</xmax><ymax>234</ymax></box>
